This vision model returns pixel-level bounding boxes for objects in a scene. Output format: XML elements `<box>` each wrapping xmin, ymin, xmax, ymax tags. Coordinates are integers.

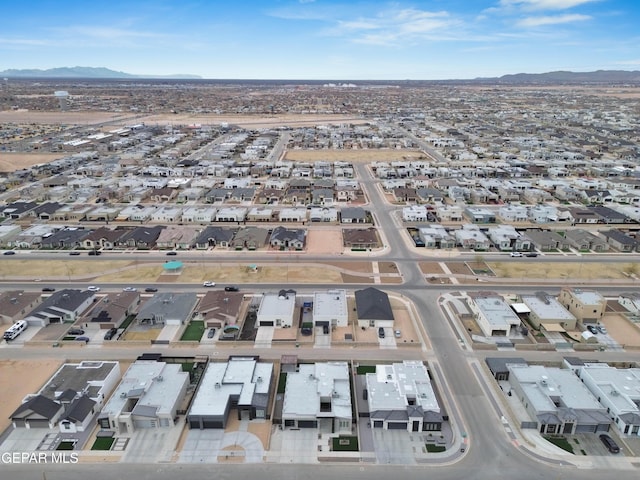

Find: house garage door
<box><xmin>575</xmin><ymin>424</ymin><xmax>597</xmax><ymax>434</ymax></box>
<box><xmin>373</xmin><ymin>421</ymin><xmax>383</xmax><ymax>428</ymax></box>
<box><xmin>189</xmin><ymin>419</ymin><xmax>201</xmax><ymax>429</ymax></box>
<box><xmin>202</xmin><ymin>419</ymin><xmax>223</xmax><ymax>429</ymax></box>
<box><xmin>297</xmin><ymin>420</ymin><xmax>318</xmax><ymax>428</ymax></box>
<box><xmin>260</xmin><ymin>321</ymin><xmax>274</xmax><ymax>327</ymax></box>
<box><xmin>388</xmin><ymin>422</ymin><xmax>407</xmax><ymax>430</ymax></box>
<box><xmin>133</xmin><ymin>419</ymin><xmax>155</xmax><ymax>429</ymax></box>
<box><xmin>27</xmin><ymin>419</ymin><xmax>51</xmax><ymax>428</ymax></box>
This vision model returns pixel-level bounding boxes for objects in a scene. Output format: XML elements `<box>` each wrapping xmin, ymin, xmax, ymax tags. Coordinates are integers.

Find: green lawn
<box><xmin>544</xmin><ymin>435</ymin><xmax>574</xmax><ymax>454</ymax></box>
<box><xmin>120</xmin><ymin>314</ymin><xmax>136</xmax><ymax>330</ymax></box>
<box><xmin>332</xmin><ymin>436</ymin><xmax>359</xmax><ymax>451</ymax></box>
<box><xmin>180</xmin><ymin>321</ymin><xmax>205</xmax><ymax>341</ymax></box>
<box><xmin>91</xmin><ymin>437</ymin><xmax>115</xmax><ymax>451</ymax></box>
<box><xmin>356</xmin><ymin>365</ymin><xmax>376</xmax><ymax>375</ymax></box>
<box><xmin>425</xmin><ymin>443</ymin><xmax>446</xmax><ymax>453</ymax></box>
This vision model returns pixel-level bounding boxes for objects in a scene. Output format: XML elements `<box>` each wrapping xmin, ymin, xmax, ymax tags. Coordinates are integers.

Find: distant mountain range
<box><xmin>0</xmin><ymin>66</ymin><xmax>201</xmax><ymax>79</ymax></box>
<box><xmin>0</xmin><ymin>67</ymin><xmax>639</xmax><ymax>84</ymax></box>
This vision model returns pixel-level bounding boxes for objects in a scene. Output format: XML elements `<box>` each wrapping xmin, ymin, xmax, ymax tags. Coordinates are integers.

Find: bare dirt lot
<box><xmin>0</xmin><ymin>153</ymin><xmax>67</xmax><ymax>172</ymax></box>
<box><xmin>0</xmin><ymin>359</ymin><xmax>62</xmax><ymax>431</ymax></box>
<box><xmin>306</xmin><ymin>229</ymin><xmax>343</xmax><ymax>255</ymax></box>
<box><xmin>602</xmin><ymin>313</ymin><xmax>640</xmax><ymax>349</ymax></box>
<box><xmin>284</xmin><ymin>148</ymin><xmax>426</xmax><ymax>163</ymax></box>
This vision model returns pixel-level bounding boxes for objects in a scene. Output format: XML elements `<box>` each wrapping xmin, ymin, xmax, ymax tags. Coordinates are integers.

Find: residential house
<box><xmin>230</xmin><ymin>227</ymin><xmax>269</xmax><ymax>250</ymax></box>
<box><xmin>355</xmin><ymin>287</ymin><xmax>394</xmax><ymax>328</ymax></box>
<box><xmin>115</xmin><ymin>225</ymin><xmax>164</xmax><ymax>249</ymax></box>
<box><xmin>281</xmin><ymin>362</ymin><xmax>351</xmax><ymax>433</ymax></box>
<box><xmin>187</xmin><ymin>357</ymin><xmax>273</xmax><ymax>429</ymax></box>
<box><xmin>150</xmin><ymin>186</ymin><xmax>177</xmax><ymax>203</ymax></box>
<box><xmin>520</xmin><ymin>293</ymin><xmax>577</xmax><ymax>331</ymax></box>
<box><xmin>467</xmin><ymin>292</ymin><xmax>521</xmax><ymax>337</ymax></box>
<box><xmin>151</xmin><ymin>206</ymin><xmax>183</xmax><ymax>223</ymax></box>
<box><xmin>278</xmin><ymin>208</ymin><xmax>308</xmax><ymax>223</ymax></box>
<box><xmin>343</xmin><ymin>228</ymin><xmax>380</xmax><ymax>250</ymax></box>
<box><xmin>417</xmin><ymin>225</ymin><xmax>456</xmax><ymax>249</ymax></box>
<box><xmin>465</xmin><ymin>207</ymin><xmax>496</xmax><ymax>224</ymax></box>
<box><xmin>309</xmin><ymin>207</ymin><xmax>338</xmax><ymax>223</ymax></box>
<box><xmin>257</xmin><ymin>290</ymin><xmax>296</xmax><ymax>327</ymax></box>
<box><xmin>196</xmin><ymin>291</ymin><xmax>244</xmax><ymax>329</ymax></box>
<box><xmin>82</xmin><ymin>291</ymin><xmax>140</xmax><ymax>330</ymax></box>
<box><xmin>340</xmin><ymin>207</ymin><xmax>367</xmax><ymax>224</ymax></box>
<box><xmin>156</xmin><ymin>226</ymin><xmax>199</xmax><ymax>250</ymax></box>
<box><xmin>0</xmin><ymin>225</ymin><xmax>22</xmax><ymax>247</ymax></box>
<box><xmin>600</xmin><ymin>229</ymin><xmax>638</xmax><ymax>252</ymax></box>
<box><xmin>564</xmin><ymin>229</ymin><xmax>609</xmax><ymax>252</ymax></box>
<box><xmin>0</xmin><ymin>290</ymin><xmax>42</xmax><ymax>325</ymax></box>
<box><xmin>181</xmin><ymin>206</ymin><xmax>217</xmax><ymax>224</ymax></box>
<box><xmin>524</xmin><ymin>230</ymin><xmax>569</xmax><ymax>252</ymax></box>
<box><xmin>487</xmin><ymin>225</ymin><xmax>531</xmax><ymax>252</ymax></box>
<box><xmin>313</xmin><ymin>290</ymin><xmax>348</xmax><ymax>328</ymax></box>
<box><xmin>311</xmin><ymin>188</ymin><xmax>334</xmax><ymax>205</ymax></box>
<box><xmin>435</xmin><ymin>205</ymin><xmax>464</xmax><ymax>222</ymax></box>
<box><xmin>454</xmin><ymin>224</ymin><xmax>491</xmax><ymax>251</ymax></box>
<box><xmin>23</xmin><ymin>289</ymin><xmax>95</xmax><ymax>327</ymax></box>
<box><xmin>618</xmin><ymin>293</ymin><xmax>640</xmax><ymax>314</ymax></box>
<box><xmin>2</xmin><ymin>201</ymin><xmax>38</xmax><ymax>219</ymax></box>
<box><xmin>30</xmin><ymin>202</ymin><xmax>63</xmax><ymax>221</ymax></box>
<box><xmin>136</xmin><ymin>293</ymin><xmax>198</xmax><ymax>326</ymax></box>
<box><xmin>269</xmin><ymin>226</ymin><xmax>306</xmax><ymax>250</ymax></box>
<box><xmin>499</xmin><ymin>205</ymin><xmax>528</xmax><ymax>223</ymax></box>
<box><xmin>402</xmin><ymin>205</ymin><xmax>428</xmax><ymax>222</ymax></box>
<box><xmin>97</xmin><ymin>360</ymin><xmax>189</xmax><ymax>434</ymax></box>
<box><xmin>41</xmin><ymin>227</ymin><xmax>90</xmax><ymax>249</ymax></box>
<box><xmin>246</xmin><ymin>207</ymin><xmax>276</xmax><ymax>222</ymax></box>
<box><xmin>558</xmin><ymin>288</ymin><xmax>606</xmax><ymax>325</ymax></box>
<box><xmin>82</xmin><ymin>227</ymin><xmax>129</xmax><ymax>250</ymax></box>
<box><xmin>215</xmin><ymin>207</ymin><xmax>248</xmax><ymax>222</ymax></box>
<box><xmin>364</xmin><ymin>361</ymin><xmax>442</xmax><ymax>432</ymax></box>
<box><xmin>194</xmin><ymin>226</ymin><xmax>237</xmax><ymax>249</ymax></box>
<box><xmin>590</xmin><ymin>205</ymin><xmax>633</xmax><ymax>224</ymax></box>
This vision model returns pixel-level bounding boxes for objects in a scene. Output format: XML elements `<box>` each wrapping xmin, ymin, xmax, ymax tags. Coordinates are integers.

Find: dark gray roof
<box><xmin>32</xmin><ymin>202</ymin><xmax>62</xmax><ymax>216</ymax></box>
<box><xmin>195</xmin><ymin>226</ymin><xmax>237</xmax><ymax>245</ymax></box>
<box><xmin>340</xmin><ymin>207</ymin><xmax>367</xmax><ymax>220</ymax></box>
<box><xmin>270</xmin><ymin>226</ymin><xmax>306</xmax><ymax>243</ymax></box>
<box><xmin>485</xmin><ymin>357</ymin><xmax>528</xmax><ymax>375</ymax></box>
<box><xmin>11</xmin><ymin>395</ymin><xmax>62</xmax><ymax>420</ymax></box>
<box><xmin>118</xmin><ymin>225</ymin><xmax>164</xmax><ymax>244</ymax></box>
<box><xmin>56</xmin><ymin>389</ymin><xmax>78</xmax><ymax>403</ymax></box>
<box><xmin>132</xmin><ymin>404</ymin><xmax>159</xmax><ymax>418</ymax></box>
<box><xmin>355</xmin><ymin>287</ymin><xmax>393</xmax><ymax>321</ymax></box>
<box><xmin>601</xmin><ymin>229</ymin><xmax>637</xmax><ymax>245</ymax></box>
<box><xmin>63</xmin><ymin>395</ymin><xmax>96</xmax><ymax>422</ymax></box>
<box><xmin>27</xmin><ymin>289</ymin><xmax>94</xmax><ymax>319</ymax></box>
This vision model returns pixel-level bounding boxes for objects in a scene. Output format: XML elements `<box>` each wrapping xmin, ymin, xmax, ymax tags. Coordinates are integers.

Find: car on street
<box><xmin>510</xmin><ymin>252</ymin><xmax>523</xmax><ymax>257</ymax></box>
<box><xmin>3</xmin><ymin>250</ymin><xmax>16</xmax><ymax>255</ymax></box>
<box><xmin>224</xmin><ymin>286</ymin><xmax>239</xmax><ymax>292</ymax></box>
<box><xmin>144</xmin><ymin>287</ymin><xmax>158</xmax><ymax>292</ymax></box>
<box><xmin>87</xmin><ymin>286</ymin><xmax>101</xmax><ymax>292</ymax></box>
<box><xmin>207</xmin><ymin>328</ymin><xmax>216</xmax><ymax>339</ymax></box>
<box><xmin>75</xmin><ymin>336</ymin><xmax>90</xmax><ymax>343</ymax></box>
<box><xmin>68</xmin><ymin>328</ymin><xmax>85</xmax><ymax>336</ymax></box>
<box><xmin>122</xmin><ymin>287</ymin><xmax>137</xmax><ymax>292</ymax></box>
<box><xmin>203</xmin><ymin>281</ymin><xmax>216</xmax><ymax>287</ymax></box>
<box><xmin>88</xmin><ymin>250</ymin><xmax>102</xmax><ymax>256</ymax></box>
<box><xmin>104</xmin><ymin>328</ymin><xmax>118</xmax><ymax>340</ymax></box>
<box><xmin>599</xmin><ymin>434</ymin><xmax>620</xmax><ymax>453</ymax></box>
<box><xmin>525</xmin><ymin>252</ymin><xmax>538</xmax><ymax>257</ymax></box>
<box><xmin>597</xmin><ymin>325</ymin><xmax>608</xmax><ymax>335</ymax></box>
<box><xmin>378</xmin><ymin>327</ymin><xmax>386</xmax><ymax>338</ymax></box>
<box><xmin>69</xmin><ymin>251</ymin><xmax>81</xmax><ymax>256</ymax></box>
<box><xmin>166</xmin><ymin>251</ymin><xmax>177</xmax><ymax>256</ymax></box>
<box><xmin>587</xmin><ymin>325</ymin><xmax>598</xmax><ymax>334</ymax></box>
<box><xmin>42</xmin><ymin>287</ymin><xmax>56</xmax><ymax>292</ymax></box>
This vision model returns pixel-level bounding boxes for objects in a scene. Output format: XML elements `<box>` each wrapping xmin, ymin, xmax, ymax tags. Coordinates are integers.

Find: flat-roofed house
<box><xmin>187</xmin><ymin>357</ymin><xmax>273</xmax><ymax>429</ymax></box>
<box><xmin>365</xmin><ymin>361</ymin><xmax>442</xmax><ymax>432</ymax></box>
<box><xmin>313</xmin><ymin>290</ymin><xmax>348</xmax><ymax>328</ymax></box>
<box><xmin>282</xmin><ymin>362</ymin><xmax>352</xmax><ymax>432</ymax></box>
<box><xmin>468</xmin><ymin>292</ymin><xmax>520</xmax><ymax>337</ymax></box>
<box><xmin>558</xmin><ymin>288</ymin><xmax>606</xmax><ymax>325</ymax></box>
<box><xmin>257</xmin><ymin>290</ymin><xmax>296</xmax><ymax>328</ymax></box>
<box><xmin>97</xmin><ymin>360</ymin><xmax>189</xmax><ymax>434</ymax></box>
<box><xmin>521</xmin><ymin>293</ymin><xmax>577</xmax><ymax>331</ymax></box>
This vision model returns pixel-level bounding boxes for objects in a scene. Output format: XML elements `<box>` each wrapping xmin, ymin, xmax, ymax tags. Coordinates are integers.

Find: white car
<box><xmin>122</xmin><ymin>287</ymin><xmax>137</xmax><ymax>292</ymax></box>
<box><xmin>87</xmin><ymin>286</ymin><xmax>101</xmax><ymax>292</ymax></box>
<box><xmin>203</xmin><ymin>281</ymin><xmax>216</xmax><ymax>287</ymax></box>
<box><xmin>510</xmin><ymin>252</ymin><xmax>523</xmax><ymax>257</ymax></box>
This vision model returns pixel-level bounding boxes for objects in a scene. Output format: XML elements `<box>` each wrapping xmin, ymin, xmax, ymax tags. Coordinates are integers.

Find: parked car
<box><xmin>87</xmin><ymin>285</ymin><xmax>101</xmax><ymax>292</ymax></box>
<box><xmin>224</xmin><ymin>286</ymin><xmax>239</xmax><ymax>292</ymax></box>
<box><xmin>322</xmin><ymin>324</ymin><xmax>329</xmax><ymax>334</ymax></box>
<box><xmin>207</xmin><ymin>328</ymin><xmax>216</xmax><ymax>339</ymax></box>
<box><xmin>68</xmin><ymin>328</ymin><xmax>85</xmax><ymax>336</ymax></box>
<box><xmin>597</xmin><ymin>325</ymin><xmax>608</xmax><ymax>335</ymax></box>
<box><xmin>69</xmin><ymin>251</ymin><xmax>81</xmax><ymax>256</ymax></box>
<box><xmin>394</xmin><ymin>329</ymin><xmax>402</xmax><ymax>338</ymax></box>
<box><xmin>301</xmin><ymin>327</ymin><xmax>312</xmax><ymax>336</ymax></box>
<box><xmin>3</xmin><ymin>250</ymin><xmax>16</xmax><ymax>255</ymax></box>
<box><xmin>525</xmin><ymin>252</ymin><xmax>539</xmax><ymax>257</ymax></box>
<box><xmin>104</xmin><ymin>328</ymin><xmax>118</xmax><ymax>340</ymax></box>
<box><xmin>42</xmin><ymin>287</ymin><xmax>56</xmax><ymax>292</ymax></box>
<box><xmin>203</xmin><ymin>281</ymin><xmax>216</xmax><ymax>287</ymax></box>
<box><xmin>75</xmin><ymin>336</ymin><xmax>90</xmax><ymax>343</ymax></box>
<box><xmin>122</xmin><ymin>287</ymin><xmax>137</xmax><ymax>292</ymax></box>
<box><xmin>587</xmin><ymin>325</ymin><xmax>598</xmax><ymax>334</ymax></box>
<box><xmin>378</xmin><ymin>327</ymin><xmax>386</xmax><ymax>338</ymax></box>
<box><xmin>599</xmin><ymin>434</ymin><xmax>620</xmax><ymax>453</ymax></box>
<box><xmin>88</xmin><ymin>250</ymin><xmax>102</xmax><ymax>256</ymax></box>
<box><xmin>144</xmin><ymin>287</ymin><xmax>158</xmax><ymax>292</ymax></box>
<box><xmin>166</xmin><ymin>251</ymin><xmax>177</xmax><ymax>256</ymax></box>
<box><xmin>510</xmin><ymin>252</ymin><xmax>523</xmax><ymax>257</ymax></box>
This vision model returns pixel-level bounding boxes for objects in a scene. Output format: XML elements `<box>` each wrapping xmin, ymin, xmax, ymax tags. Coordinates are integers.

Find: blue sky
<box><xmin>1</xmin><ymin>0</ymin><xmax>639</xmax><ymax>79</ymax></box>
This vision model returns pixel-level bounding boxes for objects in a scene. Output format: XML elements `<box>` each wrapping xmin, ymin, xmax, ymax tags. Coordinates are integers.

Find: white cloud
<box><xmin>499</xmin><ymin>0</ymin><xmax>600</xmax><ymax>11</ymax></box>
<box><xmin>517</xmin><ymin>13</ymin><xmax>591</xmax><ymax>27</ymax></box>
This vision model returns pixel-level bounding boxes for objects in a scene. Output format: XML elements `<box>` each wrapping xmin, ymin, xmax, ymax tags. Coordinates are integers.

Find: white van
<box><xmin>3</xmin><ymin>320</ymin><xmax>28</xmax><ymax>340</ymax></box>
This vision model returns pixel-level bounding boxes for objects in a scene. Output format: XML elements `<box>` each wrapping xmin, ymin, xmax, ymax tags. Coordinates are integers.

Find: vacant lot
<box><xmin>284</xmin><ymin>148</ymin><xmax>427</xmax><ymax>163</ymax></box>
<box><xmin>0</xmin><ymin>259</ymin><xmax>132</xmax><ymax>280</ymax></box>
<box><xmin>489</xmin><ymin>262</ymin><xmax>627</xmax><ymax>280</ymax></box>
<box><xmin>0</xmin><ymin>153</ymin><xmax>67</xmax><ymax>172</ymax></box>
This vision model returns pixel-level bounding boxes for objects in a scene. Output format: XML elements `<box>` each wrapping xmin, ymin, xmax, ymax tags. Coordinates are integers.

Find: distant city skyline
<box><xmin>2</xmin><ymin>0</ymin><xmax>639</xmax><ymax>80</ymax></box>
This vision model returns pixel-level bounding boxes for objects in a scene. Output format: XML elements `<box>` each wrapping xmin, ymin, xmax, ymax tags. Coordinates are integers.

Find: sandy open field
<box><xmin>0</xmin><ymin>110</ymin><xmax>130</xmax><ymax>125</ymax></box>
<box><xmin>0</xmin><ymin>359</ymin><xmax>62</xmax><ymax>431</ymax></box>
<box><xmin>0</xmin><ymin>153</ymin><xmax>68</xmax><ymax>172</ymax></box>
<box><xmin>489</xmin><ymin>261</ymin><xmax>627</xmax><ymax>280</ymax></box>
<box><xmin>284</xmin><ymin>148</ymin><xmax>427</xmax><ymax>163</ymax></box>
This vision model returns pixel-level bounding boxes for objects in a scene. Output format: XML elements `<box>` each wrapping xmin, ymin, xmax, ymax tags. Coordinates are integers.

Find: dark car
<box><xmin>3</xmin><ymin>251</ymin><xmax>16</xmax><ymax>255</ymax></box>
<box><xmin>587</xmin><ymin>325</ymin><xmax>598</xmax><ymax>334</ymax></box>
<box><xmin>69</xmin><ymin>251</ymin><xmax>81</xmax><ymax>256</ymax></box>
<box><xmin>525</xmin><ymin>252</ymin><xmax>538</xmax><ymax>257</ymax></box>
<box><xmin>322</xmin><ymin>324</ymin><xmax>329</xmax><ymax>334</ymax></box>
<box><xmin>104</xmin><ymin>328</ymin><xmax>117</xmax><ymax>340</ymax></box>
<box><xmin>599</xmin><ymin>434</ymin><xmax>620</xmax><ymax>453</ymax></box>
<box><xmin>75</xmin><ymin>336</ymin><xmax>90</xmax><ymax>343</ymax></box>
<box><xmin>42</xmin><ymin>287</ymin><xmax>56</xmax><ymax>292</ymax></box>
<box><xmin>301</xmin><ymin>327</ymin><xmax>313</xmax><ymax>336</ymax></box>
<box><xmin>68</xmin><ymin>328</ymin><xmax>85</xmax><ymax>336</ymax></box>
<box><xmin>145</xmin><ymin>287</ymin><xmax>158</xmax><ymax>292</ymax></box>
<box><xmin>224</xmin><ymin>286</ymin><xmax>239</xmax><ymax>292</ymax></box>
<box><xmin>378</xmin><ymin>327</ymin><xmax>386</xmax><ymax>338</ymax></box>
<box><xmin>166</xmin><ymin>251</ymin><xmax>177</xmax><ymax>256</ymax></box>
<box><xmin>207</xmin><ymin>328</ymin><xmax>216</xmax><ymax>339</ymax></box>
<box><xmin>88</xmin><ymin>250</ymin><xmax>102</xmax><ymax>256</ymax></box>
